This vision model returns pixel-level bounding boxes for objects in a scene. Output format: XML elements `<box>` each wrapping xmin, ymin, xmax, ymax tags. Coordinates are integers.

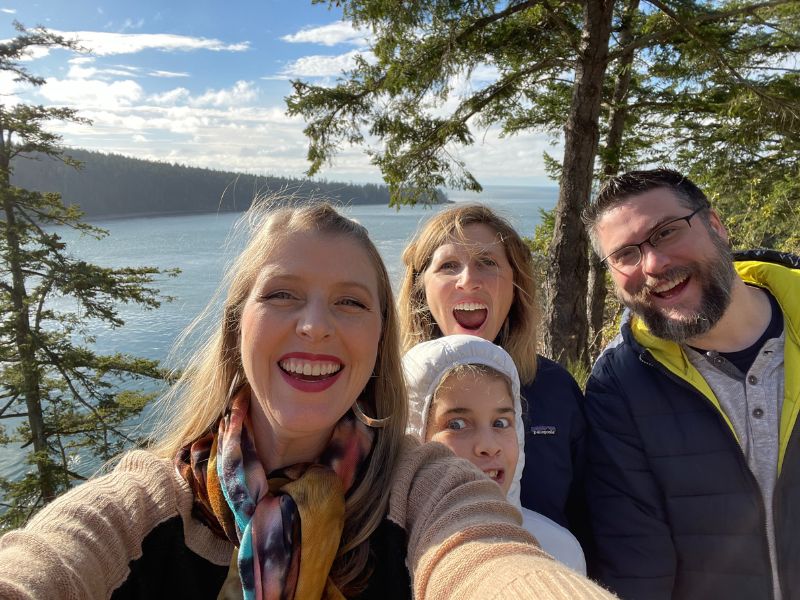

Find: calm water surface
<box><xmin>0</xmin><ymin>186</ymin><xmax>556</xmax><ymax>480</ymax></box>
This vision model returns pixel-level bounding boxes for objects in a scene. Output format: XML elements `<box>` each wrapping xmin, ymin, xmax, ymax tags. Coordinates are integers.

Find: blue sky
<box><xmin>1</xmin><ymin>1</ymin><xmax>557</xmax><ymax>185</ymax></box>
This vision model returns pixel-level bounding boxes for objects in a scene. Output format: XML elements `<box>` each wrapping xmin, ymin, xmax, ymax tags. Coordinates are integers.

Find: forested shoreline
<box><xmin>10</xmin><ymin>148</ymin><xmax>448</xmax><ymax>219</ymax></box>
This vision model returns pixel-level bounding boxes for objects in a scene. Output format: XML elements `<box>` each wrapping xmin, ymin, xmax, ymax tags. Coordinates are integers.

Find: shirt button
<box><xmin>748</xmin><ymin>375</ymin><xmax>758</xmax><ymax>385</ymax></box>
<box><xmin>714</xmin><ymin>357</ymin><xmax>724</xmax><ymax>366</ymax></box>
<box><xmin>752</xmin><ymin>408</ymin><xmax>764</xmax><ymax>418</ymax></box>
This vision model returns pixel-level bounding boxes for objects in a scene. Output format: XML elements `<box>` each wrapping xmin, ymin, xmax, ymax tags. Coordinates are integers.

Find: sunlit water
<box><xmin>0</xmin><ymin>186</ymin><xmax>556</xmax><ymax>481</ymax></box>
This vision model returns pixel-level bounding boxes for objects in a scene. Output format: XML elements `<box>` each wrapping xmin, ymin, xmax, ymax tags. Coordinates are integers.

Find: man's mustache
<box><xmin>630</xmin><ymin>265</ymin><xmax>694</xmax><ymax>303</ymax></box>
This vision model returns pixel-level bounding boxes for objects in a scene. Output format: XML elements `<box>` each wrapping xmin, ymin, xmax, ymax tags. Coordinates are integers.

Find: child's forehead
<box><xmin>435</xmin><ymin>370</ymin><xmax>514</xmax><ymax>404</ymax></box>
<box><xmin>438</xmin><ymin>364</ymin><xmax>509</xmax><ymax>388</ymax></box>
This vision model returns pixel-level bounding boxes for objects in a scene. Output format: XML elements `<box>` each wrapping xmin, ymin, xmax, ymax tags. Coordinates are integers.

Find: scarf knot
<box><xmin>177</xmin><ymin>389</ymin><xmax>374</xmax><ymax>599</ymax></box>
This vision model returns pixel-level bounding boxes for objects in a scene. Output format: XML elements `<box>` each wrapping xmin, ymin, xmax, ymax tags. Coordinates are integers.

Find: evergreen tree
<box><xmin>287</xmin><ymin>0</ymin><xmax>797</xmax><ymax>366</ymax></box>
<box><xmin>0</xmin><ymin>23</ymin><xmax>175</xmax><ymax>529</ymax></box>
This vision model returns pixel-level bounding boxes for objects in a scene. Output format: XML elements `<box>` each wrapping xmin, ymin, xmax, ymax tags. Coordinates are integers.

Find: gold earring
<box><xmin>352</xmin><ymin>402</ymin><xmax>391</xmax><ymax>428</ymax></box>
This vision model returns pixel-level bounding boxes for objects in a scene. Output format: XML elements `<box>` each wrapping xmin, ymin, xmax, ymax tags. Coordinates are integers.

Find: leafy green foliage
<box><xmin>614</xmin><ymin>2</ymin><xmax>800</xmax><ymax>253</ymax></box>
<box><xmin>0</xmin><ymin>24</ymin><xmax>176</xmax><ymax>530</ymax></box>
<box><xmin>290</xmin><ymin>0</ymin><xmax>798</xmax><ymax>366</ymax></box>
<box><xmin>288</xmin><ymin>1</ymin><xmax>578</xmax><ymax>205</ymax></box>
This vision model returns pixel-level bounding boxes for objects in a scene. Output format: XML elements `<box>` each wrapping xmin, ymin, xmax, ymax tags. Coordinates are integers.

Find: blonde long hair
<box><xmin>398</xmin><ymin>204</ymin><xmax>539</xmax><ymax>384</ymax></box>
<box><xmin>150</xmin><ymin>200</ymin><xmax>408</xmax><ymax>592</ymax></box>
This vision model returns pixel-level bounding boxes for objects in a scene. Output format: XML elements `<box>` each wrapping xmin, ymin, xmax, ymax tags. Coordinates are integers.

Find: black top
<box><xmin>111</xmin><ymin>516</ymin><xmax>411</xmax><ymax>600</ymax></box>
<box><xmin>718</xmin><ymin>289</ymin><xmax>783</xmax><ymax>374</ymax></box>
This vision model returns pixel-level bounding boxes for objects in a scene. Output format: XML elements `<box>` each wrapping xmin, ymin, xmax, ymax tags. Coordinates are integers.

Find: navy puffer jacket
<box><xmin>584</xmin><ymin>251</ymin><xmax>800</xmax><ymax>600</ymax></box>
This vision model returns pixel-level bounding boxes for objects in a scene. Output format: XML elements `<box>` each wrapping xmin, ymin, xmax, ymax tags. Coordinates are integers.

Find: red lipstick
<box><xmin>277</xmin><ymin>352</ymin><xmax>343</xmax><ymax>393</ymax></box>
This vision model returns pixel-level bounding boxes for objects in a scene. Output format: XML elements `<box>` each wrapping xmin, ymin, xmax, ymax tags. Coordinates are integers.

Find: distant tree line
<box><xmin>11</xmin><ymin>148</ymin><xmax>448</xmax><ymax>219</ymax></box>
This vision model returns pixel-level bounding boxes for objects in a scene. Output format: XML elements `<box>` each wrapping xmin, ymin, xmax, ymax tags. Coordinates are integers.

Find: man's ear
<box><xmin>707</xmin><ymin>209</ymin><xmax>729</xmax><ymax>243</ymax></box>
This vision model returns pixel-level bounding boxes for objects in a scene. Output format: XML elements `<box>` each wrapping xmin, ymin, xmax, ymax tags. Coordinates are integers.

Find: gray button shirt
<box><xmin>686</xmin><ymin>330</ymin><xmax>785</xmax><ymax>600</ymax></box>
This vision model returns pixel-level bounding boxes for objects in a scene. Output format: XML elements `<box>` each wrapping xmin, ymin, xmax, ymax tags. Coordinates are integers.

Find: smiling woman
<box><xmin>0</xmin><ymin>201</ymin><xmax>614</xmax><ymax>600</ymax></box>
<box><xmin>239</xmin><ymin>230</ymin><xmax>383</xmax><ymax>472</ymax></box>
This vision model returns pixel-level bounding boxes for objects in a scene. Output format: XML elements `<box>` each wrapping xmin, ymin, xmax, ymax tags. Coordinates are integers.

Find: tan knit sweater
<box><xmin>0</xmin><ymin>438</ymin><xmax>615</xmax><ymax>599</ymax></box>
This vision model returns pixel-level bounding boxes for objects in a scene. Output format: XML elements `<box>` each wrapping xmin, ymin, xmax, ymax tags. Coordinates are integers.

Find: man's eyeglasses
<box><xmin>601</xmin><ymin>206</ymin><xmax>708</xmax><ymax>273</ymax></box>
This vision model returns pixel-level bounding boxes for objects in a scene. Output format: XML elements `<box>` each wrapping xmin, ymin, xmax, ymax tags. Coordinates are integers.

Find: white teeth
<box><xmin>652</xmin><ymin>275</ymin><xmax>688</xmax><ymax>294</ymax></box>
<box><xmin>486</xmin><ymin>469</ymin><xmax>499</xmax><ymax>479</ymax></box>
<box><xmin>454</xmin><ymin>302</ymin><xmax>488</xmax><ymax>311</ymax></box>
<box><xmin>279</xmin><ymin>359</ymin><xmax>341</xmax><ymax>376</ymax></box>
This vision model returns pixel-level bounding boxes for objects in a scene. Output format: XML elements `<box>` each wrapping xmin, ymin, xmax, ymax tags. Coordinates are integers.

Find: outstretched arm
<box><xmin>0</xmin><ymin>451</ymin><xmax>231</xmax><ymax>600</ymax></box>
<box><xmin>393</xmin><ymin>439</ymin><xmax>617</xmax><ymax>600</ymax></box>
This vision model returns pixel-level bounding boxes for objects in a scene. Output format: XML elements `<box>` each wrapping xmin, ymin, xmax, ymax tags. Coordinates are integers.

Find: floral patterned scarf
<box><xmin>176</xmin><ymin>388</ymin><xmax>375</xmax><ymax>600</ymax></box>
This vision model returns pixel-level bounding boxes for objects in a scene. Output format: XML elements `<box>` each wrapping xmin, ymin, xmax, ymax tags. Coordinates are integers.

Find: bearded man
<box><xmin>581</xmin><ymin>169</ymin><xmax>800</xmax><ymax>600</ymax></box>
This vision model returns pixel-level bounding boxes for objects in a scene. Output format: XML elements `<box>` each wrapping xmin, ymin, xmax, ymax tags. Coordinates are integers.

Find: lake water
<box><xmin>0</xmin><ymin>185</ymin><xmax>557</xmax><ymax>481</ymax></box>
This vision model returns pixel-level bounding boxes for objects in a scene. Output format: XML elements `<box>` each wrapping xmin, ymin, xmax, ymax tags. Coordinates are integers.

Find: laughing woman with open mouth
<box><xmin>0</xmin><ymin>202</ymin><xmax>613</xmax><ymax>600</ymax></box>
<box><xmin>399</xmin><ymin>204</ymin><xmax>590</xmax><ymax>546</ymax></box>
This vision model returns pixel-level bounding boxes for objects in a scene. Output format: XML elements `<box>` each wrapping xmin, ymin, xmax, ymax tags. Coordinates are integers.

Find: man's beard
<box><xmin>620</xmin><ymin>233</ymin><xmax>736</xmax><ymax>343</ymax></box>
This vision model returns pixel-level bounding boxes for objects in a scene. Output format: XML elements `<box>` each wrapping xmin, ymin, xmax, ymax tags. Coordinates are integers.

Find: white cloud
<box><xmin>69</xmin><ymin>56</ymin><xmax>95</xmax><ymax>65</ymax></box>
<box><xmin>43</xmin><ymin>100</ymin><xmax>326</xmax><ymax>178</ymax></box>
<box><xmin>19</xmin><ymin>46</ymin><xmax>52</xmax><ymax>61</ymax></box>
<box><xmin>149</xmin><ymin>69</ymin><xmax>189</xmax><ymax>78</ymax></box>
<box><xmin>470</xmin><ymin>63</ymin><xmax>501</xmax><ymax>83</ymax></box>
<box><xmin>278</xmin><ymin>49</ymin><xmax>367</xmax><ymax>78</ymax></box>
<box><xmin>51</xmin><ymin>30</ymin><xmax>250</xmax><ymax>56</ymax></box>
<box><xmin>39</xmin><ymin>76</ymin><xmax>145</xmax><ymax>108</ymax></box>
<box><xmin>282</xmin><ymin>21</ymin><xmax>370</xmax><ymax>47</ymax></box>
<box><xmin>0</xmin><ymin>70</ymin><xmax>24</xmax><ymax>105</ymax></box>
<box><xmin>149</xmin><ymin>87</ymin><xmax>190</xmax><ymax>105</ymax></box>
<box><xmin>190</xmin><ymin>80</ymin><xmax>258</xmax><ymax>107</ymax></box>
<box><xmin>1</xmin><ymin>8</ymin><xmax>16</xmax><ymax>14</ymax></box>
<box><xmin>65</xmin><ymin>57</ymin><xmax>184</xmax><ymax>80</ymax></box>
<box><xmin>66</xmin><ymin>63</ymin><xmax>98</xmax><ymax>79</ymax></box>
<box><xmin>66</xmin><ymin>62</ymin><xmax>142</xmax><ymax>79</ymax></box>
<box><xmin>42</xmin><ymin>91</ymin><xmax>554</xmax><ymax>185</ymax></box>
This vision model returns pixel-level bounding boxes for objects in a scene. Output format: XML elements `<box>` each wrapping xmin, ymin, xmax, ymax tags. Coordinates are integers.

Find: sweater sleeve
<box><xmin>390</xmin><ymin>438</ymin><xmax>617</xmax><ymax>600</ymax></box>
<box><xmin>0</xmin><ymin>450</ymin><xmax>231</xmax><ymax>600</ymax></box>
<box><xmin>584</xmin><ymin>363</ymin><xmax>677</xmax><ymax>599</ymax></box>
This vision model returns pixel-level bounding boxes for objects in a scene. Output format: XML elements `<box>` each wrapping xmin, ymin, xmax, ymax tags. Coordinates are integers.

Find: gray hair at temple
<box><xmin>582</xmin><ymin>168</ymin><xmax>712</xmax><ymax>256</ymax></box>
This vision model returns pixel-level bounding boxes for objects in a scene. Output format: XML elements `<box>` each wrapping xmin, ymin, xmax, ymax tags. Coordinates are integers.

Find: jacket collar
<box><xmin>626</xmin><ymin>256</ymin><xmax>800</xmax><ymax>472</ymax></box>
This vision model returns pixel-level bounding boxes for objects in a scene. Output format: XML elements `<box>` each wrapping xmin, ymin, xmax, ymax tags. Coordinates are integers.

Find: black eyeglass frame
<box><xmin>600</xmin><ymin>206</ymin><xmax>708</xmax><ymax>269</ymax></box>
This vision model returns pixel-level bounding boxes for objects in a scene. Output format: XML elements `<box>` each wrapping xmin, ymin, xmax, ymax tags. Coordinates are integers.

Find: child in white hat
<box><xmin>403</xmin><ymin>335</ymin><xmax>586</xmax><ymax>574</ymax></box>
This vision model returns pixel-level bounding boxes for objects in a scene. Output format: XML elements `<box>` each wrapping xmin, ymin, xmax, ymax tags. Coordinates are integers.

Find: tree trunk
<box><xmin>1</xmin><ymin>185</ymin><xmax>56</xmax><ymax>503</ymax></box>
<box><xmin>543</xmin><ymin>0</ymin><xmax>615</xmax><ymax>367</ymax></box>
<box><xmin>588</xmin><ymin>0</ymin><xmax>639</xmax><ymax>360</ymax></box>
<box><xmin>587</xmin><ymin>252</ymin><xmax>608</xmax><ymax>359</ymax></box>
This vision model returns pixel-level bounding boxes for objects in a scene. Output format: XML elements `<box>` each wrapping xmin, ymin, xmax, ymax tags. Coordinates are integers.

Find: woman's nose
<box><xmin>296</xmin><ymin>300</ymin><xmax>333</xmax><ymax>341</ymax></box>
<box><xmin>456</xmin><ymin>264</ymin><xmax>481</xmax><ymax>290</ymax></box>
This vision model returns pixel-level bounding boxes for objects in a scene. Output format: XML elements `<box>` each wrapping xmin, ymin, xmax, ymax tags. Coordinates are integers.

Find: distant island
<box><xmin>10</xmin><ymin>148</ymin><xmax>448</xmax><ymax>219</ymax></box>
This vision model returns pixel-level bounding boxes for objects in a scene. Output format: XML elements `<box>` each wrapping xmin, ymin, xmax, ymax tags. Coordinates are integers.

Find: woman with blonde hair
<box><xmin>0</xmin><ymin>202</ymin><xmax>611</xmax><ymax>599</ymax></box>
<box><xmin>399</xmin><ymin>204</ymin><xmax>588</xmax><ymax>538</ymax></box>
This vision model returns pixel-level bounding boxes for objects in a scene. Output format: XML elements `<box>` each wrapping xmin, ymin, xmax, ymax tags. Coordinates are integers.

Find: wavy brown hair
<box><xmin>150</xmin><ymin>200</ymin><xmax>407</xmax><ymax>593</ymax></box>
<box><xmin>398</xmin><ymin>204</ymin><xmax>539</xmax><ymax>384</ymax></box>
